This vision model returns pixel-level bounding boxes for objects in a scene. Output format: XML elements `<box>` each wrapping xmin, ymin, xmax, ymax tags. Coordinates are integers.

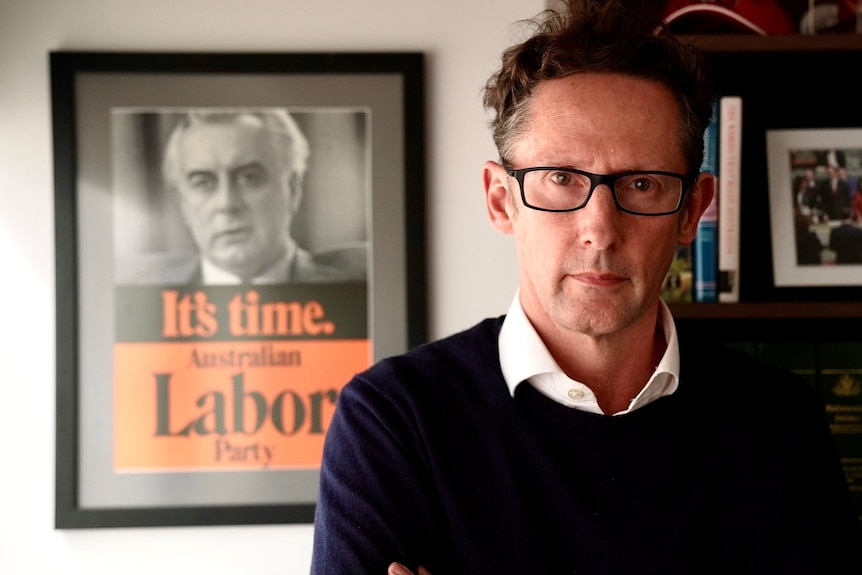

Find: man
<box><xmin>119</xmin><ymin>109</ymin><xmax>366</xmax><ymax>285</ymax></box>
<box><xmin>829</xmin><ymin>221</ymin><xmax>862</xmax><ymax>264</ymax></box>
<box><xmin>311</xmin><ymin>1</ymin><xmax>861</xmax><ymax>574</ymax></box>
<box><xmin>815</xmin><ymin>164</ymin><xmax>852</xmax><ymax>222</ymax></box>
<box><xmin>792</xmin><ymin>167</ymin><xmax>817</xmax><ymax>209</ymax></box>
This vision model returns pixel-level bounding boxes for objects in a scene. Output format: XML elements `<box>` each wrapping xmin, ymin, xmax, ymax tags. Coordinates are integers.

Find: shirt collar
<box><xmin>498</xmin><ymin>291</ymin><xmax>680</xmax><ymax>413</ymax></box>
<box><xmin>200</xmin><ymin>240</ymin><xmax>296</xmax><ymax>285</ymax></box>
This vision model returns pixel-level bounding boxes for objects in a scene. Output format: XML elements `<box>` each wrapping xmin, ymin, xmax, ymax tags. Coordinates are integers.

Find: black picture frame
<box><xmin>51</xmin><ymin>51</ymin><xmax>426</xmax><ymax>528</ymax></box>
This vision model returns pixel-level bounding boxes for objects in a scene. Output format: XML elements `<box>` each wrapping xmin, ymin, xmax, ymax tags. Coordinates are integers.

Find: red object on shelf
<box><xmin>661</xmin><ymin>0</ymin><xmax>798</xmax><ymax>35</ymax></box>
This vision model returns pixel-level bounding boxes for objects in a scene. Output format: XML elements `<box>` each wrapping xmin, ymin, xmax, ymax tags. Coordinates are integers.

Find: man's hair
<box><xmin>162</xmin><ymin>109</ymin><xmax>310</xmax><ymax>188</ymax></box>
<box><xmin>482</xmin><ymin>0</ymin><xmax>715</xmax><ymax>175</ymax></box>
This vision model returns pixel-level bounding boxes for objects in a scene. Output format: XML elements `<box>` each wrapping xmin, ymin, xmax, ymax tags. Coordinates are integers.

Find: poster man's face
<box><xmin>172</xmin><ymin>118</ymin><xmax>295</xmax><ymax>279</ymax></box>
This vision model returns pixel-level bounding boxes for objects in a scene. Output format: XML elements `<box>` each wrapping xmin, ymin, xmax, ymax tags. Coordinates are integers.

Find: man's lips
<box><xmin>213</xmin><ymin>226</ymin><xmax>252</xmax><ymax>242</ymax></box>
<box><xmin>569</xmin><ymin>272</ymin><xmax>627</xmax><ymax>287</ymax></box>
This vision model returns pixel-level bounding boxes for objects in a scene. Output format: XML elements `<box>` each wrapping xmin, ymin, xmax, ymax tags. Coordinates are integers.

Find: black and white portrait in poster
<box><xmin>112</xmin><ymin>107</ymin><xmax>369</xmax><ymax>286</ymax></box>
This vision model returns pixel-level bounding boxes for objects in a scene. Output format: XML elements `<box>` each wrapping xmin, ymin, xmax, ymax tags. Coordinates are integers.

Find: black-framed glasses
<box><xmin>505</xmin><ymin>166</ymin><xmax>696</xmax><ymax>216</ymax></box>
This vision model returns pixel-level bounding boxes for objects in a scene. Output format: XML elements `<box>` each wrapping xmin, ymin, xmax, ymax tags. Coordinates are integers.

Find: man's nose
<box><xmin>576</xmin><ymin>184</ymin><xmax>623</xmax><ymax>250</ymax></box>
<box><xmin>213</xmin><ymin>176</ymin><xmax>243</xmax><ymax>209</ymax></box>
<box><xmin>584</xmin><ymin>183</ymin><xmax>622</xmax><ymax>214</ymax></box>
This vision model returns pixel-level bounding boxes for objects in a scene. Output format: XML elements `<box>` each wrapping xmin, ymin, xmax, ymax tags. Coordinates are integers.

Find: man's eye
<box><xmin>631</xmin><ymin>177</ymin><xmax>655</xmax><ymax>192</ymax></box>
<box><xmin>550</xmin><ymin>172</ymin><xmax>574</xmax><ymax>186</ymax></box>
<box><xmin>188</xmin><ymin>174</ymin><xmax>216</xmax><ymax>191</ymax></box>
<box><xmin>237</xmin><ymin>168</ymin><xmax>268</xmax><ymax>187</ymax></box>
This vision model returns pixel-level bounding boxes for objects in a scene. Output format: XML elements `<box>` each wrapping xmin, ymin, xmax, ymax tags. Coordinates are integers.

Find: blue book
<box><xmin>694</xmin><ymin>99</ymin><xmax>719</xmax><ymax>303</ymax></box>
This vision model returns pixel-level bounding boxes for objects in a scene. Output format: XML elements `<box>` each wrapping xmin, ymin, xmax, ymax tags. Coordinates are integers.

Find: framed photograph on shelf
<box><xmin>766</xmin><ymin>127</ymin><xmax>862</xmax><ymax>289</ymax></box>
<box><xmin>51</xmin><ymin>51</ymin><xmax>426</xmax><ymax>528</ymax></box>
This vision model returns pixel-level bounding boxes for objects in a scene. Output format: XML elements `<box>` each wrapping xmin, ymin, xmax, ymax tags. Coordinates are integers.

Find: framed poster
<box><xmin>51</xmin><ymin>51</ymin><xmax>426</xmax><ymax>528</ymax></box>
<box><xmin>766</xmin><ymin>127</ymin><xmax>862</xmax><ymax>288</ymax></box>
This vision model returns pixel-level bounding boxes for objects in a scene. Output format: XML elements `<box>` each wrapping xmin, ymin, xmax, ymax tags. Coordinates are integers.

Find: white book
<box><xmin>718</xmin><ymin>96</ymin><xmax>742</xmax><ymax>303</ymax></box>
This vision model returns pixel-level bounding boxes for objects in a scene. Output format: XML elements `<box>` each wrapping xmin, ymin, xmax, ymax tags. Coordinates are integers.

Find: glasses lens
<box><xmin>613</xmin><ymin>173</ymin><xmax>683</xmax><ymax>215</ymax></box>
<box><xmin>522</xmin><ymin>169</ymin><xmax>592</xmax><ymax>211</ymax></box>
<box><xmin>521</xmin><ymin>169</ymin><xmax>683</xmax><ymax>214</ymax></box>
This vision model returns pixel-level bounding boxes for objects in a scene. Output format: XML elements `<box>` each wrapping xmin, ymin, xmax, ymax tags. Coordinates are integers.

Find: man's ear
<box><xmin>173</xmin><ymin>186</ymin><xmax>192</xmax><ymax>226</ymax></box>
<box><xmin>484</xmin><ymin>161</ymin><xmax>515</xmax><ymax>234</ymax></box>
<box><xmin>678</xmin><ymin>171</ymin><xmax>715</xmax><ymax>245</ymax></box>
<box><xmin>285</xmin><ymin>173</ymin><xmax>304</xmax><ymax>214</ymax></box>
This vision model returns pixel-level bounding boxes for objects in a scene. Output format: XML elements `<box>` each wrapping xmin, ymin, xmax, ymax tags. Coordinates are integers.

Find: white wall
<box><xmin>0</xmin><ymin>0</ymin><xmax>538</xmax><ymax>573</ymax></box>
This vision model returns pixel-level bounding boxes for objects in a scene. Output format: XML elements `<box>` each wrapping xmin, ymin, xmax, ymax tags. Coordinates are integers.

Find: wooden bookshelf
<box><xmin>669</xmin><ymin>301</ymin><xmax>862</xmax><ymax>320</ymax></box>
<box><xmin>671</xmin><ymin>305</ymin><xmax>860</xmax><ymax>343</ymax></box>
<box><xmin>670</xmin><ymin>33</ymin><xmax>862</xmax><ymax>531</ymax></box>
<box><xmin>680</xmin><ymin>33</ymin><xmax>862</xmax><ymax>52</ymax></box>
<box><xmin>667</xmin><ymin>33</ymin><xmax>862</xmax><ymax>333</ymax></box>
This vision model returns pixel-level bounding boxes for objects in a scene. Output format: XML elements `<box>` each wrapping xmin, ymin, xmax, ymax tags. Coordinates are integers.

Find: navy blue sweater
<box><xmin>311</xmin><ymin>317</ymin><xmax>860</xmax><ymax>574</ymax></box>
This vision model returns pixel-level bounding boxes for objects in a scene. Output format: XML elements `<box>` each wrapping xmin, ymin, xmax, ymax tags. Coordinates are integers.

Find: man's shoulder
<box><xmin>294</xmin><ymin>243</ymin><xmax>368</xmax><ymax>282</ymax></box>
<box><xmin>338</xmin><ymin>316</ymin><xmax>509</xmax><ymax>422</ymax></box>
<box><xmin>401</xmin><ymin>316</ymin><xmax>504</xmax><ymax>361</ymax></box>
<box><xmin>682</xmin><ymin>339</ymin><xmax>798</xmax><ymax>380</ymax></box>
<box><xmin>115</xmin><ymin>252</ymin><xmax>201</xmax><ymax>285</ymax></box>
<box><xmin>679</xmin><ymin>338</ymin><xmax>818</xmax><ymax>411</ymax></box>
<box><xmin>356</xmin><ymin>317</ymin><xmax>506</xmax><ymax>387</ymax></box>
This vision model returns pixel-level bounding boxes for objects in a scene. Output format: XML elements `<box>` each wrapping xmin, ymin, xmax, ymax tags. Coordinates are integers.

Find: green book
<box><xmin>661</xmin><ymin>244</ymin><xmax>693</xmax><ymax>303</ymax></box>
<box><xmin>818</xmin><ymin>342</ymin><xmax>862</xmax><ymax>522</ymax></box>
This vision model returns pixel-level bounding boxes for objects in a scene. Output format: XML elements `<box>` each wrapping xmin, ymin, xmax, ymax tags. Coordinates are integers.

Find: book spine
<box><xmin>662</xmin><ymin>244</ymin><xmax>694</xmax><ymax>303</ymax></box>
<box><xmin>718</xmin><ymin>96</ymin><xmax>742</xmax><ymax>303</ymax></box>
<box><xmin>694</xmin><ymin>99</ymin><xmax>719</xmax><ymax>303</ymax></box>
<box><xmin>818</xmin><ymin>341</ymin><xmax>862</xmax><ymax>521</ymax></box>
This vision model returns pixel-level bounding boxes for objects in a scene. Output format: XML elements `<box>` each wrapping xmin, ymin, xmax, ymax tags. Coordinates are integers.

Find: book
<box><xmin>694</xmin><ymin>98</ymin><xmax>719</xmax><ymax>303</ymax></box>
<box><xmin>818</xmin><ymin>341</ymin><xmax>862</xmax><ymax>521</ymax></box>
<box><xmin>661</xmin><ymin>244</ymin><xmax>694</xmax><ymax>303</ymax></box>
<box><xmin>718</xmin><ymin>96</ymin><xmax>742</xmax><ymax>303</ymax></box>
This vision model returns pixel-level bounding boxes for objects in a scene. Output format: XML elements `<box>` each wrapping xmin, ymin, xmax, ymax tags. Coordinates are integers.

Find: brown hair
<box><xmin>482</xmin><ymin>0</ymin><xmax>714</xmax><ymax>174</ymax></box>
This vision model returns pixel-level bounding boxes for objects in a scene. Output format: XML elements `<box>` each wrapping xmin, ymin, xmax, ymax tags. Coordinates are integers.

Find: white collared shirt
<box><xmin>498</xmin><ymin>292</ymin><xmax>680</xmax><ymax>416</ymax></box>
<box><xmin>201</xmin><ymin>240</ymin><xmax>296</xmax><ymax>285</ymax></box>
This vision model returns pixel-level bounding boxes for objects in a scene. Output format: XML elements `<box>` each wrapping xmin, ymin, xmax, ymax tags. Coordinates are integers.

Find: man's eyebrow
<box><xmin>185</xmin><ymin>169</ymin><xmax>214</xmax><ymax>179</ymax></box>
<box><xmin>183</xmin><ymin>162</ymin><xmax>268</xmax><ymax>177</ymax></box>
<box><xmin>232</xmin><ymin>162</ymin><xmax>268</xmax><ymax>173</ymax></box>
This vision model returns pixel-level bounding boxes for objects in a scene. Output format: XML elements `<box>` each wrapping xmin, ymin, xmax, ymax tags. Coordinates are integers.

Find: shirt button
<box><xmin>567</xmin><ymin>388</ymin><xmax>584</xmax><ymax>400</ymax></box>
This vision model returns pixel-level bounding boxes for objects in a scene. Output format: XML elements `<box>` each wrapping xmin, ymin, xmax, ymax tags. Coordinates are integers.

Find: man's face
<box><xmin>172</xmin><ymin>117</ymin><xmax>295</xmax><ymax>279</ymax></box>
<box><xmin>485</xmin><ymin>73</ymin><xmax>710</xmax><ymax>341</ymax></box>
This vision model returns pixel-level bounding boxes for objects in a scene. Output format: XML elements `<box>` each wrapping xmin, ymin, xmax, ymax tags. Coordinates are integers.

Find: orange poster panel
<box><xmin>113</xmin><ymin>340</ymin><xmax>370</xmax><ymax>472</ymax></box>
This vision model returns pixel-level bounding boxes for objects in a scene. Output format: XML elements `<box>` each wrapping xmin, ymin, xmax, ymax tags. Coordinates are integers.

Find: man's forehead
<box><xmin>182</xmin><ymin>115</ymin><xmax>268</xmax><ymax>138</ymax></box>
<box><xmin>177</xmin><ymin>120</ymin><xmax>277</xmax><ymax>165</ymax></box>
<box><xmin>510</xmin><ymin>75</ymin><xmax>685</xmax><ymax>172</ymax></box>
